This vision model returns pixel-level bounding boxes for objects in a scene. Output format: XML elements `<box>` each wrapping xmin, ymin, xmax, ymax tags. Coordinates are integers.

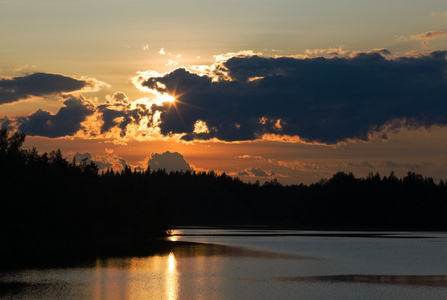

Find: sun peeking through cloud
<box><xmin>160</xmin><ymin>93</ymin><xmax>175</xmax><ymax>104</ymax></box>
<box><xmin>8</xmin><ymin>50</ymin><xmax>447</xmax><ymax>148</ymax></box>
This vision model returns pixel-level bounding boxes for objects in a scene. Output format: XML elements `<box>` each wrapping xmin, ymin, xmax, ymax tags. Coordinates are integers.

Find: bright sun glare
<box><xmin>160</xmin><ymin>93</ymin><xmax>175</xmax><ymax>104</ymax></box>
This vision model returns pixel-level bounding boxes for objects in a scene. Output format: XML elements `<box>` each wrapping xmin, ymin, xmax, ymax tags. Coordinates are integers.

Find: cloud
<box><xmin>348</xmin><ymin>161</ymin><xmax>374</xmax><ymax>168</ymax></box>
<box><xmin>166</xmin><ymin>60</ymin><xmax>178</xmax><ymax>67</ymax></box>
<box><xmin>0</xmin><ymin>72</ymin><xmax>108</xmax><ymax>105</ymax></box>
<box><xmin>10</xmin><ymin>64</ymin><xmax>36</xmax><ymax>72</ymax></box>
<box><xmin>4</xmin><ymin>49</ymin><xmax>447</xmax><ymax>146</ymax></box>
<box><xmin>249</xmin><ymin>168</ymin><xmax>274</xmax><ymax>177</ymax></box>
<box><xmin>1</xmin><ymin>89</ymin><xmax>168</xmax><ymax>141</ymax></box>
<box><xmin>238</xmin><ymin>154</ymin><xmax>264</xmax><ymax>160</ymax></box>
<box><xmin>96</xmin><ymin>92</ymin><xmax>149</xmax><ymax>137</ymax></box>
<box><xmin>304</xmin><ymin>47</ymin><xmax>351</xmax><ymax>57</ymax></box>
<box><xmin>148</xmin><ymin>151</ymin><xmax>191</xmax><ymax>172</ymax></box>
<box><xmin>237</xmin><ymin>167</ymin><xmax>275</xmax><ymax>177</ymax></box>
<box><xmin>409</xmin><ymin>31</ymin><xmax>446</xmax><ymax>47</ymax></box>
<box><xmin>159</xmin><ymin>48</ymin><xmax>166</xmax><ymax>55</ymax></box>
<box><xmin>237</xmin><ymin>171</ymin><xmax>250</xmax><ymax>176</ymax></box>
<box><xmin>17</xmin><ymin>95</ymin><xmax>95</xmax><ymax>138</ymax></box>
<box><xmin>72</xmin><ymin>152</ymin><xmax>129</xmax><ymax>171</ymax></box>
<box><xmin>138</xmin><ymin>50</ymin><xmax>447</xmax><ymax>144</ymax></box>
<box><xmin>384</xmin><ymin>161</ymin><xmax>431</xmax><ymax>171</ymax></box>
<box><xmin>73</xmin><ymin>152</ymin><xmax>111</xmax><ymax>170</ymax></box>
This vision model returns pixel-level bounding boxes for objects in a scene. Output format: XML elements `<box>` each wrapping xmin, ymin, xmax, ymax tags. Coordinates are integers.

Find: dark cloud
<box><xmin>148</xmin><ymin>151</ymin><xmax>191</xmax><ymax>172</ymax></box>
<box><xmin>0</xmin><ymin>72</ymin><xmax>104</xmax><ymax>105</ymax></box>
<box><xmin>143</xmin><ymin>51</ymin><xmax>447</xmax><ymax>144</ymax></box>
<box><xmin>0</xmin><ymin>117</ymin><xmax>13</xmax><ymax>130</ymax></box>
<box><xmin>250</xmin><ymin>168</ymin><xmax>270</xmax><ymax>177</ymax></box>
<box><xmin>1</xmin><ymin>89</ymin><xmax>154</xmax><ymax>139</ymax></box>
<box><xmin>237</xmin><ymin>171</ymin><xmax>250</xmax><ymax>176</ymax></box>
<box><xmin>97</xmin><ymin>92</ymin><xmax>150</xmax><ymax>137</ymax></box>
<box><xmin>17</xmin><ymin>95</ymin><xmax>94</xmax><ymax>138</ymax></box>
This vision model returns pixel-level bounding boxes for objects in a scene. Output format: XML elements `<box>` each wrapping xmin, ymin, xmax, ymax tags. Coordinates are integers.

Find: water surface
<box><xmin>1</xmin><ymin>229</ymin><xmax>447</xmax><ymax>299</ymax></box>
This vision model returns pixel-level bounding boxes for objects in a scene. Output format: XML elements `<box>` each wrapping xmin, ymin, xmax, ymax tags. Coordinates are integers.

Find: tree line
<box><xmin>1</xmin><ymin>128</ymin><xmax>447</xmax><ymax>245</ymax></box>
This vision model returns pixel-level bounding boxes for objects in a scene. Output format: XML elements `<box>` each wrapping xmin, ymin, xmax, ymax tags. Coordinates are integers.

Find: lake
<box><xmin>1</xmin><ymin>229</ymin><xmax>447</xmax><ymax>299</ymax></box>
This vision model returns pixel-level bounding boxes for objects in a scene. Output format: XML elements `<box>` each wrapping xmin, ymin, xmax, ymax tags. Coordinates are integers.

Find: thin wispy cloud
<box><xmin>398</xmin><ymin>30</ymin><xmax>446</xmax><ymax>47</ymax></box>
<box><xmin>410</xmin><ymin>30</ymin><xmax>446</xmax><ymax>47</ymax></box>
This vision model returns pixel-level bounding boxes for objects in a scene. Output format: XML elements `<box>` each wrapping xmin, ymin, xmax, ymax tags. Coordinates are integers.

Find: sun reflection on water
<box><xmin>166</xmin><ymin>252</ymin><xmax>178</xmax><ymax>300</ymax></box>
<box><xmin>90</xmin><ymin>252</ymin><xmax>178</xmax><ymax>300</ymax></box>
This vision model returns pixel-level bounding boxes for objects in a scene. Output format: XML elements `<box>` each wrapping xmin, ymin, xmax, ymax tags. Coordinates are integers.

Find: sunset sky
<box><xmin>1</xmin><ymin>0</ymin><xmax>447</xmax><ymax>184</ymax></box>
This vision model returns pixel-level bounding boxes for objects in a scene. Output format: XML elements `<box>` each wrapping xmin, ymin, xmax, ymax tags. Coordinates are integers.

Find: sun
<box><xmin>160</xmin><ymin>92</ymin><xmax>175</xmax><ymax>104</ymax></box>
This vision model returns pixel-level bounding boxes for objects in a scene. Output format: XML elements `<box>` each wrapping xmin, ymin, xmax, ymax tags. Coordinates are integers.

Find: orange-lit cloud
<box><xmin>10</xmin><ymin>64</ymin><xmax>36</xmax><ymax>72</ymax></box>
<box><xmin>136</xmin><ymin>50</ymin><xmax>447</xmax><ymax>145</ymax></box>
<box><xmin>411</xmin><ymin>31</ymin><xmax>446</xmax><ymax>47</ymax></box>
<box><xmin>3</xmin><ymin>50</ymin><xmax>447</xmax><ymax>149</ymax></box>
<box><xmin>237</xmin><ymin>167</ymin><xmax>276</xmax><ymax>178</ymax></box>
<box><xmin>398</xmin><ymin>31</ymin><xmax>446</xmax><ymax>47</ymax></box>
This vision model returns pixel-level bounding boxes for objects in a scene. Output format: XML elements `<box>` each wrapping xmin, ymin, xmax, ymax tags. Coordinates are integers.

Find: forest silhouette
<box><xmin>1</xmin><ymin>129</ymin><xmax>447</xmax><ymax>246</ymax></box>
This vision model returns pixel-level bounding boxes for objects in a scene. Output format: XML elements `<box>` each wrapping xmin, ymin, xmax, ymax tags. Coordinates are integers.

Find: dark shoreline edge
<box><xmin>0</xmin><ymin>238</ymin><xmax>189</xmax><ymax>270</ymax></box>
<box><xmin>171</xmin><ymin>224</ymin><xmax>447</xmax><ymax>231</ymax></box>
<box><xmin>2</xmin><ymin>227</ymin><xmax>446</xmax><ymax>270</ymax></box>
<box><xmin>0</xmin><ymin>235</ymin><xmax>313</xmax><ymax>271</ymax></box>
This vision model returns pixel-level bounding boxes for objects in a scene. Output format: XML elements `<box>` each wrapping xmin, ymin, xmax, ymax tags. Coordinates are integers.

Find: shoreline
<box><xmin>2</xmin><ymin>227</ymin><xmax>447</xmax><ymax>270</ymax></box>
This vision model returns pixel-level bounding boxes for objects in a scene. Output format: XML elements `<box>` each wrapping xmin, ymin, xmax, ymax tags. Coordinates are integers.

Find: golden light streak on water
<box><xmin>166</xmin><ymin>252</ymin><xmax>178</xmax><ymax>300</ymax></box>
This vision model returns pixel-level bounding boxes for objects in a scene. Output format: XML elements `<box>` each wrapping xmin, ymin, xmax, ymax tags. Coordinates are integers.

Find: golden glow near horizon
<box><xmin>2</xmin><ymin>0</ymin><xmax>447</xmax><ymax>185</ymax></box>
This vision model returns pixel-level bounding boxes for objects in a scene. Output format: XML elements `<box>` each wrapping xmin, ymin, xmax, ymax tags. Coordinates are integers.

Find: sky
<box><xmin>1</xmin><ymin>0</ymin><xmax>447</xmax><ymax>185</ymax></box>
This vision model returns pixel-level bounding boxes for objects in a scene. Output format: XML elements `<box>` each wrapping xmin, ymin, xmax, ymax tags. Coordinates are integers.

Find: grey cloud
<box><xmin>237</xmin><ymin>171</ymin><xmax>250</xmax><ymax>176</ymax></box>
<box><xmin>144</xmin><ymin>51</ymin><xmax>447</xmax><ymax>144</ymax></box>
<box><xmin>74</xmin><ymin>152</ymin><xmax>113</xmax><ymax>170</ymax></box>
<box><xmin>97</xmin><ymin>92</ymin><xmax>149</xmax><ymax>137</ymax></box>
<box><xmin>348</xmin><ymin>161</ymin><xmax>374</xmax><ymax>168</ymax></box>
<box><xmin>119</xmin><ymin>158</ymin><xmax>127</xmax><ymax>168</ymax></box>
<box><xmin>148</xmin><ymin>151</ymin><xmax>191</xmax><ymax>172</ymax></box>
<box><xmin>74</xmin><ymin>152</ymin><xmax>93</xmax><ymax>162</ymax></box>
<box><xmin>0</xmin><ymin>72</ymin><xmax>101</xmax><ymax>105</ymax></box>
<box><xmin>384</xmin><ymin>161</ymin><xmax>432</xmax><ymax>170</ymax></box>
<box><xmin>249</xmin><ymin>168</ymin><xmax>274</xmax><ymax>177</ymax></box>
<box><xmin>73</xmin><ymin>152</ymin><xmax>131</xmax><ymax>171</ymax></box>
<box><xmin>17</xmin><ymin>96</ymin><xmax>94</xmax><ymax>138</ymax></box>
<box><xmin>385</xmin><ymin>161</ymin><xmax>399</xmax><ymax>168</ymax></box>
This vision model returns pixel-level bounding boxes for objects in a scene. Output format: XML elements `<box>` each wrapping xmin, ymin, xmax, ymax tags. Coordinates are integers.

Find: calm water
<box><xmin>1</xmin><ymin>229</ymin><xmax>447</xmax><ymax>299</ymax></box>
